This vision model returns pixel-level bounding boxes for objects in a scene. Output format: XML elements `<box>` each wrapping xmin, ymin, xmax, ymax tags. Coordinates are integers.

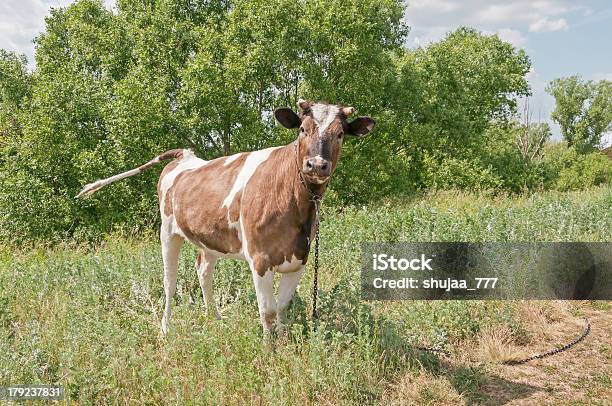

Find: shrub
<box><xmin>541</xmin><ymin>142</ymin><xmax>612</xmax><ymax>191</ymax></box>
<box><xmin>420</xmin><ymin>152</ymin><xmax>504</xmax><ymax>191</ymax></box>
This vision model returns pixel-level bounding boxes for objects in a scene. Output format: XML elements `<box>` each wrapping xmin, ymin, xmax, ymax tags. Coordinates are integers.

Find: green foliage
<box><xmin>0</xmin><ymin>50</ymin><xmax>31</xmax><ymax>151</ymax></box>
<box><xmin>420</xmin><ymin>152</ymin><xmax>504</xmax><ymax>191</ymax></box>
<box><xmin>333</xmin><ymin>27</ymin><xmax>532</xmax><ymax>201</ymax></box>
<box><xmin>541</xmin><ymin>142</ymin><xmax>612</xmax><ymax>191</ymax></box>
<box><xmin>402</xmin><ymin>27</ymin><xmax>531</xmax><ymax>152</ymax></box>
<box><xmin>546</xmin><ymin>76</ymin><xmax>612</xmax><ymax>152</ymax></box>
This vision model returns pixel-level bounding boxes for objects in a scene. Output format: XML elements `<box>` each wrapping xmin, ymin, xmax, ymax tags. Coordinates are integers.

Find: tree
<box><xmin>390</xmin><ymin>27</ymin><xmax>531</xmax><ymax>191</ymax></box>
<box><xmin>0</xmin><ymin>50</ymin><xmax>31</xmax><ymax>150</ymax></box>
<box><xmin>546</xmin><ymin>76</ymin><xmax>612</xmax><ymax>152</ymax></box>
<box><xmin>515</xmin><ymin>98</ymin><xmax>550</xmax><ymax>163</ymax></box>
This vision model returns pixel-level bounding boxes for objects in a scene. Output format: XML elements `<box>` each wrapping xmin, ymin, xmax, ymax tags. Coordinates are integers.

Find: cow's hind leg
<box><xmin>195</xmin><ymin>250</ymin><xmax>220</xmax><ymax>319</ymax></box>
<box><xmin>276</xmin><ymin>268</ymin><xmax>304</xmax><ymax>333</ymax></box>
<box><xmin>160</xmin><ymin>232</ymin><xmax>184</xmax><ymax>335</ymax></box>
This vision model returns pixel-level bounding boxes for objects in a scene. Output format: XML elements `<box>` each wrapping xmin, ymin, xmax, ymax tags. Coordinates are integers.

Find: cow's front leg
<box><xmin>251</xmin><ymin>267</ymin><xmax>276</xmax><ymax>333</ymax></box>
<box><xmin>276</xmin><ymin>268</ymin><xmax>304</xmax><ymax>333</ymax></box>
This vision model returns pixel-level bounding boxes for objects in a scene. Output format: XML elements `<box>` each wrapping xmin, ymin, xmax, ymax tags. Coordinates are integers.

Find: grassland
<box><xmin>1</xmin><ymin>186</ymin><xmax>611</xmax><ymax>405</ymax></box>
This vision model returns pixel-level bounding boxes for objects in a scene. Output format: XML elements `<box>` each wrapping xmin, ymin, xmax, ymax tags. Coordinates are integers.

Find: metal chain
<box><xmin>413</xmin><ymin>317</ymin><xmax>590</xmax><ymax>363</ymax></box>
<box><xmin>311</xmin><ymin>200</ymin><xmax>321</xmax><ymax>324</ymax></box>
<box><xmin>293</xmin><ymin>140</ymin><xmax>323</xmax><ymax>326</ymax></box>
<box><xmin>415</xmin><ymin>346</ymin><xmax>451</xmax><ymax>357</ymax></box>
<box><xmin>503</xmin><ymin>317</ymin><xmax>590</xmax><ymax>365</ymax></box>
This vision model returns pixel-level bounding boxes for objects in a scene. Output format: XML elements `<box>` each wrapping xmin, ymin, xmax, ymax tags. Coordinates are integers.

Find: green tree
<box><xmin>0</xmin><ymin>50</ymin><xmax>31</xmax><ymax>150</ymax></box>
<box><xmin>546</xmin><ymin>76</ymin><xmax>612</xmax><ymax>152</ymax></box>
<box><xmin>390</xmin><ymin>27</ymin><xmax>531</xmax><ymax>191</ymax></box>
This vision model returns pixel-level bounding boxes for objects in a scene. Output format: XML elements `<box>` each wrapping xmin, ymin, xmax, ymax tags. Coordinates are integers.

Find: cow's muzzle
<box><xmin>303</xmin><ymin>156</ymin><xmax>331</xmax><ymax>183</ymax></box>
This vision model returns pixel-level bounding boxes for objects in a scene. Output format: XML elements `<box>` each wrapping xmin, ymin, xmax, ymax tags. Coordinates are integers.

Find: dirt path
<box><xmin>479</xmin><ymin>302</ymin><xmax>611</xmax><ymax>405</ymax></box>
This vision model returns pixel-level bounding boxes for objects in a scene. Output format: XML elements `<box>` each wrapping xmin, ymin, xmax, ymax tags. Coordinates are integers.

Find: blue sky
<box><xmin>1</xmin><ymin>0</ymin><xmax>610</xmax><ymax>144</ymax></box>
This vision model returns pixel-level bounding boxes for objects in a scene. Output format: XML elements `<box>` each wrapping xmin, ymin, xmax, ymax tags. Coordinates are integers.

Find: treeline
<box><xmin>0</xmin><ymin>0</ymin><xmax>610</xmax><ymax>244</ymax></box>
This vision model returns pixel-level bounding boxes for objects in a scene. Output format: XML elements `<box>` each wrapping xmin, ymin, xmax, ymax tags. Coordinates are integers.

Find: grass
<box><xmin>0</xmin><ymin>186</ymin><xmax>610</xmax><ymax>404</ymax></box>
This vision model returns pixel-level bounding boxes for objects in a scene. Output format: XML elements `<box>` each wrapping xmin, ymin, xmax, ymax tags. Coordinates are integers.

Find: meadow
<box><xmin>1</xmin><ymin>186</ymin><xmax>610</xmax><ymax>405</ymax></box>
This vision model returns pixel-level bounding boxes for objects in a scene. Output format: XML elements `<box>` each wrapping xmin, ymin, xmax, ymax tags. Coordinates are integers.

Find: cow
<box><xmin>77</xmin><ymin>100</ymin><xmax>375</xmax><ymax>334</ymax></box>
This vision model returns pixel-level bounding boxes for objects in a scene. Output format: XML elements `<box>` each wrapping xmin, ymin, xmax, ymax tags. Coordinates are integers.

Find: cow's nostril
<box><xmin>320</xmin><ymin>163</ymin><xmax>328</xmax><ymax>171</ymax></box>
<box><xmin>306</xmin><ymin>161</ymin><xmax>313</xmax><ymax>169</ymax></box>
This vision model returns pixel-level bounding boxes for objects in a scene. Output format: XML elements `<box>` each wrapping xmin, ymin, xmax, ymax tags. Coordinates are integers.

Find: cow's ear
<box><xmin>347</xmin><ymin>117</ymin><xmax>376</xmax><ymax>136</ymax></box>
<box><xmin>274</xmin><ymin>108</ymin><xmax>301</xmax><ymax>129</ymax></box>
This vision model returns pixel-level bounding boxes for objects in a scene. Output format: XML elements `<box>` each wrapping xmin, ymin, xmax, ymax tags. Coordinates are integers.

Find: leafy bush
<box><xmin>420</xmin><ymin>153</ymin><xmax>504</xmax><ymax>191</ymax></box>
<box><xmin>541</xmin><ymin>143</ymin><xmax>611</xmax><ymax>191</ymax></box>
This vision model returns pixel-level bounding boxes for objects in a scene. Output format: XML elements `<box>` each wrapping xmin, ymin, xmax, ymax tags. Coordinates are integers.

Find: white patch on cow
<box><xmin>195</xmin><ymin>251</ymin><xmax>221</xmax><ymax>319</ymax></box>
<box><xmin>160</xmin><ymin>150</ymin><xmax>206</xmax><ymax>210</ymax></box>
<box><xmin>160</xmin><ymin>149</ymin><xmax>208</xmax><ymax>237</ymax></box>
<box><xmin>228</xmin><ymin>220</ymin><xmax>240</xmax><ymax>231</ymax></box>
<box><xmin>276</xmin><ymin>267</ymin><xmax>304</xmax><ymax>329</ymax></box>
<box><xmin>224</xmin><ymin>152</ymin><xmax>243</xmax><ymax>166</ymax></box>
<box><xmin>275</xmin><ymin>254</ymin><xmax>304</xmax><ymax>273</ymax></box>
<box><xmin>251</xmin><ymin>269</ymin><xmax>276</xmax><ymax>332</ymax></box>
<box><xmin>239</xmin><ymin>215</ymin><xmax>253</xmax><ymax>267</ymax></box>
<box><xmin>222</xmin><ymin>146</ymin><xmax>280</xmax><ymax>209</ymax></box>
<box><xmin>311</xmin><ymin>103</ymin><xmax>340</xmax><ymax>136</ymax></box>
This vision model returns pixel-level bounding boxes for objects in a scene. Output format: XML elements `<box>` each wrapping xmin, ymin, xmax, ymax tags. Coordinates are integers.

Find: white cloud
<box><xmin>404</xmin><ymin>0</ymin><xmax>585</xmax><ymax>49</ymax></box>
<box><xmin>0</xmin><ymin>0</ymin><xmax>115</xmax><ymax>68</ymax></box>
<box><xmin>408</xmin><ymin>0</ymin><xmax>460</xmax><ymax>13</ymax></box>
<box><xmin>529</xmin><ymin>18</ymin><xmax>568</xmax><ymax>32</ymax></box>
<box><xmin>593</xmin><ymin>72</ymin><xmax>612</xmax><ymax>81</ymax></box>
<box><xmin>496</xmin><ymin>28</ymin><xmax>528</xmax><ymax>48</ymax></box>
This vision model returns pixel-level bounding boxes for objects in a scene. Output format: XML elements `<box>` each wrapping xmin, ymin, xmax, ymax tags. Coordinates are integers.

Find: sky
<box><xmin>0</xmin><ymin>0</ymin><xmax>610</xmax><ymax>144</ymax></box>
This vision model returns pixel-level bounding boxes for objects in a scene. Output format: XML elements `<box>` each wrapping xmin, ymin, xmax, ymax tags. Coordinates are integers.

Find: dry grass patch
<box><xmin>382</xmin><ymin>371</ymin><xmax>465</xmax><ymax>406</ymax></box>
<box><xmin>517</xmin><ymin>300</ymin><xmax>587</xmax><ymax>350</ymax></box>
<box><xmin>475</xmin><ymin>327</ymin><xmax>526</xmax><ymax>364</ymax></box>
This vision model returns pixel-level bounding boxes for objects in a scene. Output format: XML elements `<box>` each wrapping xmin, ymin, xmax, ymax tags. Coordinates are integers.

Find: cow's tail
<box><xmin>76</xmin><ymin>149</ymin><xmax>186</xmax><ymax>198</ymax></box>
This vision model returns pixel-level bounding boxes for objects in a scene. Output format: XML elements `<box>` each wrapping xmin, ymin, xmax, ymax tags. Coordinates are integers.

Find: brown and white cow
<box><xmin>77</xmin><ymin>100</ymin><xmax>375</xmax><ymax>334</ymax></box>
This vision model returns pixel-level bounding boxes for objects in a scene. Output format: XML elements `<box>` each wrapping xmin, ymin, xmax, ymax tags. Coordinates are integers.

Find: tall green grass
<box><xmin>1</xmin><ymin>187</ymin><xmax>610</xmax><ymax>404</ymax></box>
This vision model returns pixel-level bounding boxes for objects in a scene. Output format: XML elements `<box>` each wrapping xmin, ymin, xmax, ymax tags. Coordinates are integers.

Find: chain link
<box><xmin>414</xmin><ymin>317</ymin><xmax>590</xmax><ymax>363</ymax></box>
<box><xmin>311</xmin><ymin>200</ymin><xmax>320</xmax><ymax>325</ymax></box>
<box><xmin>503</xmin><ymin>317</ymin><xmax>590</xmax><ymax>365</ymax></box>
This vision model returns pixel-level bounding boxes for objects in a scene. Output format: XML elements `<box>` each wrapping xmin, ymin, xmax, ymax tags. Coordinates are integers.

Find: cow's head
<box><xmin>274</xmin><ymin>100</ymin><xmax>375</xmax><ymax>184</ymax></box>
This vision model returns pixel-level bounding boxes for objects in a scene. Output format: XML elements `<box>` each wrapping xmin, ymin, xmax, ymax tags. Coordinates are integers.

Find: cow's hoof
<box><xmin>275</xmin><ymin>322</ymin><xmax>287</xmax><ymax>335</ymax></box>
